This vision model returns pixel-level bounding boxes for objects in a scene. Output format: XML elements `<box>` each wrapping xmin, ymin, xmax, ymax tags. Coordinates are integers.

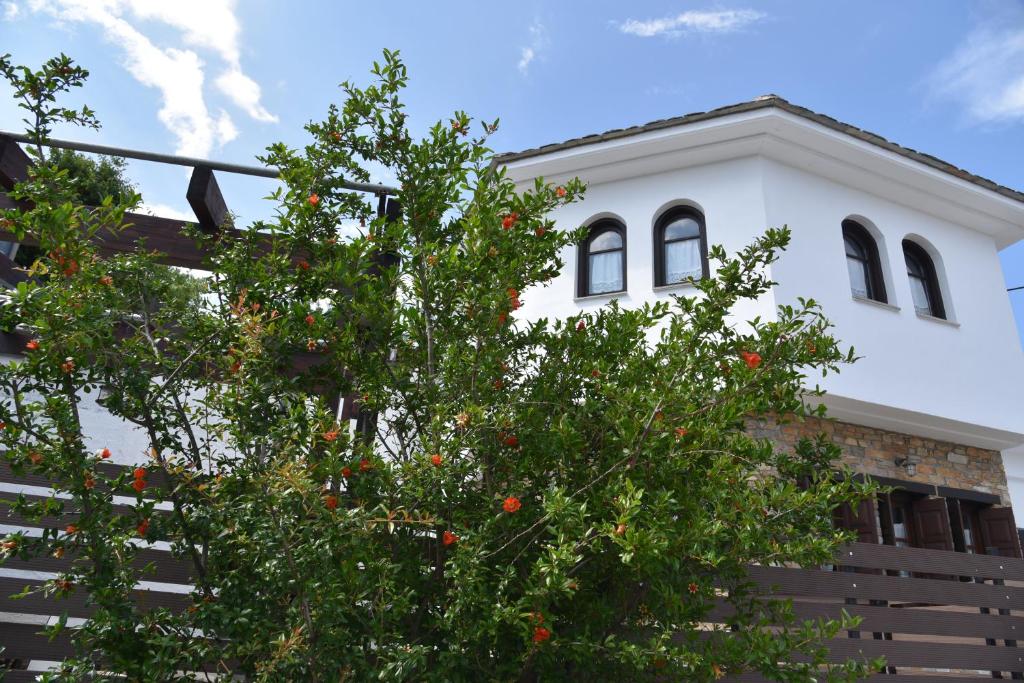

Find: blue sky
<box><xmin>2</xmin><ymin>1</ymin><xmax>1024</xmax><ymax>336</ymax></box>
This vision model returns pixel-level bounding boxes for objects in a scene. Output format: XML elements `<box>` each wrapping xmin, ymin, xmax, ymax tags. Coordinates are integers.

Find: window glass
<box><xmin>664</xmin><ymin>217</ymin><xmax>700</xmax><ymax>242</ymax></box>
<box><xmin>589</xmin><ymin>230</ymin><xmax>622</xmax><ymax>253</ymax></box>
<box><xmin>847</xmin><ymin>257</ymin><xmax>869</xmax><ymax>299</ymax></box>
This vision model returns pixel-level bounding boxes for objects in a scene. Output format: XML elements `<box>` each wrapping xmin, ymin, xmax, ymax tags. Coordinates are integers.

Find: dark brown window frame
<box><xmin>577</xmin><ymin>219</ymin><xmax>627</xmax><ymax>297</ymax></box>
<box><xmin>653</xmin><ymin>206</ymin><xmax>709</xmax><ymax>287</ymax></box>
<box><xmin>842</xmin><ymin>219</ymin><xmax>887</xmax><ymax>304</ymax></box>
<box><xmin>902</xmin><ymin>239</ymin><xmax>946</xmax><ymax>320</ymax></box>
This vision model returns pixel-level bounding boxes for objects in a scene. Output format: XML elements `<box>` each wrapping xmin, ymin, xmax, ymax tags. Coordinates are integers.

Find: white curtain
<box><xmin>666</xmin><ymin>239</ymin><xmax>701</xmax><ymax>283</ymax></box>
<box><xmin>589</xmin><ymin>252</ymin><xmax>623</xmax><ymax>293</ymax></box>
<box><xmin>847</xmin><ymin>257</ymin><xmax>869</xmax><ymax>298</ymax></box>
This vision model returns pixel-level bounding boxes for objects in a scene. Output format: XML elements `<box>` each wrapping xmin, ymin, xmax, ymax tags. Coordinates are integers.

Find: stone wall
<box><xmin>747</xmin><ymin>414</ymin><xmax>1010</xmax><ymax>506</ymax></box>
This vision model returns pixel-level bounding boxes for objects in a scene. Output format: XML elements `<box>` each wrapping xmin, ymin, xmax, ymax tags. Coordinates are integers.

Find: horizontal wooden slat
<box><xmin>710</xmin><ymin>598</ymin><xmax>1024</xmax><ymax>640</ymax></box>
<box><xmin>825</xmin><ymin>636</ymin><xmax>1024</xmax><ymax>670</ymax></box>
<box><xmin>0</xmin><ymin>462</ymin><xmax>171</xmax><ymax>495</ymax></box>
<box><xmin>728</xmin><ymin>676</ymin><xmax>1005</xmax><ymax>683</ymax></box>
<box><xmin>747</xmin><ymin>565</ymin><xmax>1024</xmax><ymax>610</ymax></box>
<box><xmin>4</xmin><ymin>545</ymin><xmax>192</xmax><ymax>585</ymax></box>
<box><xmin>834</xmin><ymin>542</ymin><xmax>1024</xmax><ymax>581</ymax></box>
<box><xmin>0</xmin><ymin>577</ymin><xmax>191</xmax><ymax>619</ymax></box>
<box><xmin>0</xmin><ymin>621</ymin><xmax>74</xmax><ymax>660</ymax></box>
<box><xmin>0</xmin><ymin>672</ymin><xmax>51</xmax><ymax>683</ymax></box>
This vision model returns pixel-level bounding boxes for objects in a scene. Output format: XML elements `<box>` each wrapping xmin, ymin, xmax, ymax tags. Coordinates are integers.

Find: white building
<box><xmin>497</xmin><ymin>96</ymin><xmax>1024</xmax><ymax>556</ymax></box>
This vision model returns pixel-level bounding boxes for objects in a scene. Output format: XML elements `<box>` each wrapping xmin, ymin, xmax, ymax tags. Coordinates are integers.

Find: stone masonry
<box><xmin>747</xmin><ymin>414</ymin><xmax>1010</xmax><ymax>506</ymax></box>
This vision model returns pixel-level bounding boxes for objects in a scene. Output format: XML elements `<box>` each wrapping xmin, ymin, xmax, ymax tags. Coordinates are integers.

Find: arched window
<box><xmin>843</xmin><ymin>220</ymin><xmax>886</xmax><ymax>303</ymax></box>
<box><xmin>578</xmin><ymin>220</ymin><xmax>625</xmax><ymax>296</ymax></box>
<box><xmin>654</xmin><ymin>206</ymin><xmax>707</xmax><ymax>286</ymax></box>
<box><xmin>903</xmin><ymin>240</ymin><xmax>945</xmax><ymax>319</ymax></box>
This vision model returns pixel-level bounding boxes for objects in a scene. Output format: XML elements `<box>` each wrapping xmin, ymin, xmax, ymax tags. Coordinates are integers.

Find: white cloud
<box><xmin>28</xmin><ymin>0</ymin><xmax>275</xmax><ymax>156</ymax></box>
<box><xmin>518</xmin><ymin>22</ymin><xmax>547</xmax><ymax>76</ymax></box>
<box><xmin>931</xmin><ymin>15</ymin><xmax>1024</xmax><ymax>124</ymax></box>
<box><xmin>619</xmin><ymin>9</ymin><xmax>765</xmax><ymax>38</ymax></box>
<box><xmin>139</xmin><ymin>202</ymin><xmax>194</xmax><ymax>222</ymax></box>
<box><xmin>2</xmin><ymin>2</ymin><xmax>19</xmax><ymax>20</ymax></box>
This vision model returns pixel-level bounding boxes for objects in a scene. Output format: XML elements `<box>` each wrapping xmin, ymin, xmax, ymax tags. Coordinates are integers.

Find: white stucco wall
<box><xmin>519</xmin><ymin>154</ymin><xmax>1024</xmax><ymax>449</ymax></box>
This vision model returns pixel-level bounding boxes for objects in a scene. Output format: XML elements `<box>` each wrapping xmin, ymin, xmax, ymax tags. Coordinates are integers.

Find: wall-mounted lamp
<box><xmin>895</xmin><ymin>455</ymin><xmax>921</xmax><ymax>477</ymax></box>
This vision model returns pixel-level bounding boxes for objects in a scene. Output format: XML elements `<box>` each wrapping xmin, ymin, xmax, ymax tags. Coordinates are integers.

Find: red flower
<box><xmin>83</xmin><ymin>475</ymin><xmax>95</xmax><ymax>490</ymax></box>
<box><xmin>555</xmin><ymin>186</ymin><xmax>566</xmax><ymax>198</ymax></box>
<box><xmin>675</xmin><ymin>427</ymin><xmax>688</xmax><ymax>439</ymax></box>
<box><xmin>510</xmin><ymin>297</ymin><xmax>521</xmax><ymax>311</ymax></box>
<box><xmin>533</xmin><ymin>626</ymin><xmax>551</xmax><ymax>643</ymax></box>
<box><xmin>137</xmin><ymin>519</ymin><xmax>150</xmax><ymax>537</ymax></box>
<box><xmin>325</xmin><ymin>495</ymin><xmax>338</xmax><ymax>511</ymax></box>
<box><xmin>614</xmin><ymin>523</ymin><xmax>627</xmax><ymax>536</ymax></box>
<box><xmin>308</xmin><ymin>193</ymin><xmax>320</xmax><ymax>207</ymax></box>
<box><xmin>131</xmin><ymin>478</ymin><xmax>146</xmax><ymax>493</ymax></box>
<box><xmin>442</xmin><ymin>530</ymin><xmax>459</xmax><ymax>546</ymax></box>
<box><xmin>65</xmin><ymin>524</ymin><xmax>78</xmax><ymax>535</ymax></box>
<box><xmin>493</xmin><ymin>378</ymin><xmax>504</xmax><ymax>390</ymax></box>
<box><xmin>502</xmin><ymin>434</ymin><xmax>519</xmax><ymax>448</ymax></box>
<box><xmin>99</xmin><ymin>275</ymin><xmax>113</xmax><ymax>286</ymax></box>
<box><xmin>507</xmin><ymin>287</ymin><xmax>519</xmax><ymax>298</ymax></box>
<box><xmin>534</xmin><ymin>225</ymin><xmax>546</xmax><ymax>237</ymax></box>
<box><xmin>305</xmin><ymin>314</ymin><xmax>315</xmax><ymax>326</ymax></box>
<box><xmin>229</xmin><ymin>360</ymin><xmax>242</xmax><ymax>374</ymax></box>
<box><xmin>591</xmin><ymin>369</ymin><xmax>601</xmax><ymax>378</ymax></box>
<box><xmin>341</xmin><ymin>466</ymin><xmax>352</xmax><ymax>478</ymax></box>
<box><xmin>502</xmin><ymin>496</ymin><xmax>521</xmax><ymax>513</ymax></box>
<box><xmin>297</xmin><ymin>259</ymin><xmax>311</xmax><ymax>271</ymax></box>
<box><xmin>28</xmin><ymin>451</ymin><xmax>43</xmax><ymax>465</ymax></box>
<box><xmin>688</xmin><ymin>582</ymin><xmax>699</xmax><ymax>594</ymax></box>
<box><xmin>25</xmin><ymin>339</ymin><xmax>39</xmax><ymax>351</ymax></box>
<box><xmin>497</xmin><ymin>312</ymin><xmax>507</xmax><ymax>327</ymax></box>
<box><xmin>60</xmin><ymin>358</ymin><xmax>75</xmax><ymax>374</ymax></box>
<box><xmin>99</xmin><ymin>448</ymin><xmax>111</xmax><ymax>459</ymax></box>
<box><xmin>359</xmin><ymin>458</ymin><xmax>372</xmax><ymax>472</ymax></box>
<box><xmin>331</xmin><ymin>131</ymin><xmax>341</xmax><ymax>142</ymax></box>
<box><xmin>740</xmin><ymin>351</ymin><xmax>762</xmax><ymax>369</ymax></box>
<box><xmin>431</xmin><ymin>454</ymin><xmax>443</xmax><ymax>467</ymax></box>
<box><xmin>133</xmin><ymin>467</ymin><xmax>146</xmax><ymax>480</ymax></box>
<box><xmin>322</xmin><ymin>427</ymin><xmax>340</xmax><ymax>442</ymax></box>
<box><xmin>576</xmin><ymin>320</ymin><xmax>585</xmax><ymax>332</ymax></box>
<box><xmin>501</xmin><ymin>213</ymin><xmax>518</xmax><ymax>230</ymax></box>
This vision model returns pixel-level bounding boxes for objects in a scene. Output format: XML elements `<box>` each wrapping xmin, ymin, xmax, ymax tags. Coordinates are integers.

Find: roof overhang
<box><xmin>499</xmin><ymin>106</ymin><xmax>1024</xmax><ymax>249</ymax></box>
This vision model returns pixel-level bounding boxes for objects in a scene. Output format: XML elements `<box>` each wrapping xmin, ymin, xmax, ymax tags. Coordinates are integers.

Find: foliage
<box><xmin>0</xmin><ymin>50</ymin><xmax>879</xmax><ymax>681</ymax></box>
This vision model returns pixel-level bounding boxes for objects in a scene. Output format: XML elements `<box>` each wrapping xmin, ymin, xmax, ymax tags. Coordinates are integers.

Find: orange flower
<box><xmin>131</xmin><ymin>478</ymin><xmax>146</xmax><ymax>493</ymax></box>
<box><xmin>493</xmin><ymin>378</ymin><xmax>504</xmax><ymax>390</ymax></box>
<box><xmin>442</xmin><ymin>530</ymin><xmax>459</xmax><ymax>546</ymax></box>
<box><xmin>133</xmin><ymin>467</ymin><xmax>146</xmax><ymax>480</ymax></box>
<box><xmin>61</xmin><ymin>358</ymin><xmax>75</xmax><ymax>374</ymax></box>
<box><xmin>99</xmin><ymin>275</ymin><xmax>113</xmax><ymax>286</ymax></box>
<box><xmin>507</xmin><ymin>287</ymin><xmax>519</xmax><ymax>298</ymax></box>
<box><xmin>712</xmin><ymin>663</ymin><xmax>724</xmax><ymax>679</ymax></box>
<box><xmin>99</xmin><ymin>448</ymin><xmax>111</xmax><ymax>459</ymax></box>
<box><xmin>331</xmin><ymin>131</ymin><xmax>341</xmax><ymax>141</ymax></box>
<box><xmin>65</xmin><ymin>524</ymin><xmax>78</xmax><ymax>535</ymax></box>
<box><xmin>534</xmin><ymin>225</ymin><xmax>546</xmax><ymax>237</ymax></box>
<box><xmin>502</xmin><ymin>496</ymin><xmax>521</xmax><ymax>513</ymax></box>
<box><xmin>688</xmin><ymin>582</ymin><xmax>699</xmax><ymax>594</ymax></box>
<box><xmin>614</xmin><ymin>523</ymin><xmax>627</xmax><ymax>536</ymax></box>
<box><xmin>430</xmin><ymin>454</ymin><xmax>443</xmax><ymax>467</ymax></box>
<box><xmin>25</xmin><ymin>339</ymin><xmax>39</xmax><ymax>351</ymax></box>
<box><xmin>501</xmin><ymin>212</ymin><xmax>518</xmax><ymax>230</ymax></box>
<box><xmin>532</xmin><ymin>626</ymin><xmax>551</xmax><ymax>643</ymax></box>
<box><xmin>359</xmin><ymin>458</ymin><xmax>372</xmax><ymax>472</ymax></box>
<box><xmin>456</xmin><ymin>412</ymin><xmax>470</xmax><ymax>429</ymax></box>
<box><xmin>305</xmin><ymin>314</ymin><xmax>315</xmax><ymax>326</ymax></box>
<box><xmin>674</xmin><ymin>427</ymin><xmax>688</xmax><ymax>439</ymax></box>
<box><xmin>28</xmin><ymin>451</ymin><xmax>43</xmax><ymax>465</ymax></box>
<box><xmin>341</xmin><ymin>466</ymin><xmax>352</xmax><ymax>478</ymax></box>
<box><xmin>308</xmin><ymin>193</ymin><xmax>320</xmax><ymax>207</ymax></box>
<box><xmin>555</xmin><ymin>186</ymin><xmax>566</xmax><ymax>198</ymax></box>
<box><xmin>325</xmin><ymin>495</ymin><xmax>338</xmax><ymax>511</ymax></box>
<box><xmin>502</xmin><ymin>434</ymin><xmax>519</xmax><ymax>448</ymax></box>
<box><xmin>297</xmin><ymin>259</ymin><xmax>311</xmax><ymax>271</ymax></box>
<box><xmin>497</xmin><ymin>312</ymin><xmax>507</xmax><ymax>327</ymax></box>
<box><xmin>83</xmin><ymin>475</ymin><xmax>95</xmax><ymax>490</ymax></box>
<box><xmin>137</xmin><ymin>518</ymin><xmax>150</xmax><ymax>537</ymax></box>
<box><xmin>322</xmin><ymin>428</ymin><xmax>340</xmax><ymax>442</ymax></box>
<box><xmin>740</xmin><ymin>350</ymin><xmax>762</xmax><ymax>369</ymax></box>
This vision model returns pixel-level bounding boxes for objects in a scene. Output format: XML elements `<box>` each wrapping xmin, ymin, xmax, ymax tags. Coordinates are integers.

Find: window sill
<box><xmin>574</xmin><ymin>290</ymin><xmax>627</xmax><ymax>304</ymax></box>
<box><xmin>916</xmin><ymin>312</ymin><xmax>959</xmax><ymax>328</ymax></box>
<box><xmin>652</xmin><ymin>282</ymin><xmax>698</xmax><ymax>294</ymax></box>
<box><xmin>852</xmin><ymin>296</ymin><xmax>900</xmax><ymax>312</ymax></box>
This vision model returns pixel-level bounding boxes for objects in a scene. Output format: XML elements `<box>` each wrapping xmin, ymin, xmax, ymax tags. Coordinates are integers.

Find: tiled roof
<box><xmin>494</xmin><ymin>95</ymin><xmax>1024</xmax><ymax>205</ymax></box>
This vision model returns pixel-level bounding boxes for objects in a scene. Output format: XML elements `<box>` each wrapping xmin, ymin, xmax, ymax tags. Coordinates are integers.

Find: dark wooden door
<box><xmin>978</xmin><ymin>506</ymin><xmax>1023</xmax><ymax>558</ymax></box>
<box><xmin>835</xmin><ymin>498</ymin><xmax>880</xmax><ymax>544</ymax></box>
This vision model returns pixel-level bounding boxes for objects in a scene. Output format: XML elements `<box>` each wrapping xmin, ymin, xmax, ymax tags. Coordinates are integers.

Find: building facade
<box><xmin>497</xmin><ymin>96</ymin><xmax>1024</xmax><ymax>558</ymax></box>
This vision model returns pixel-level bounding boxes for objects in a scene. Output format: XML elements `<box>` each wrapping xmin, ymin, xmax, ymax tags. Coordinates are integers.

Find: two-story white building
<box><xmin>496</xmin><ymin>95</ymin><xmax>1024</xmax><ymax>557</ymax></box>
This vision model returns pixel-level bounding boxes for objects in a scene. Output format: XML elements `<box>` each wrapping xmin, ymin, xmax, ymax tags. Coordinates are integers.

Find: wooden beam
<box><xmin>186</xmin><ymin>165</ymin><xmax>228</xmax><ymax>233</ymax></box>
<box><xmin>0</xmin><ymin>133</ymin><xmax>31</xmax><ymax>190</ymax></box>
<box><xmin>0</xmin><ymin>250</ymin><xmax>29</xmax><ymax>286</ymax></box>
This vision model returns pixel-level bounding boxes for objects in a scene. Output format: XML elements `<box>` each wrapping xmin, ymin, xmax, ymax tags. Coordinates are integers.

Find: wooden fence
<box><xmin>3</xmin><ymin>459</ymin><xmax>1024</xmax><ymax>679</ymax></box>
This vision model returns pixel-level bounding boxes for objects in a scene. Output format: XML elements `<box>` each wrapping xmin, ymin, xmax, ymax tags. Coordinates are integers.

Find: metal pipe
<box><xmin>2</xmin><ymin>131</ymin><xmax>399</xmax><ymax>195</ymax></box>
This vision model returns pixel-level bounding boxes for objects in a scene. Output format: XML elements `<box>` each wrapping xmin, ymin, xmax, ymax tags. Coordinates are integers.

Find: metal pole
<box><xmin>1</xmin><ymin>131</ymin><xmax>399</xmax><ymax>196</ymax></box>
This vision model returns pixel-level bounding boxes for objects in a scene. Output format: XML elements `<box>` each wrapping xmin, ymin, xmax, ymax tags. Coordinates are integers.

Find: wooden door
<box><xmin>912</xmin><ymin>497</ymin><xmax>954</xmax><ymax>551</ymax></box>
<box><xmin>978</xmin><ymin>506</ymin><xmax>1023</xmax><ymax>558</ymax></box>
